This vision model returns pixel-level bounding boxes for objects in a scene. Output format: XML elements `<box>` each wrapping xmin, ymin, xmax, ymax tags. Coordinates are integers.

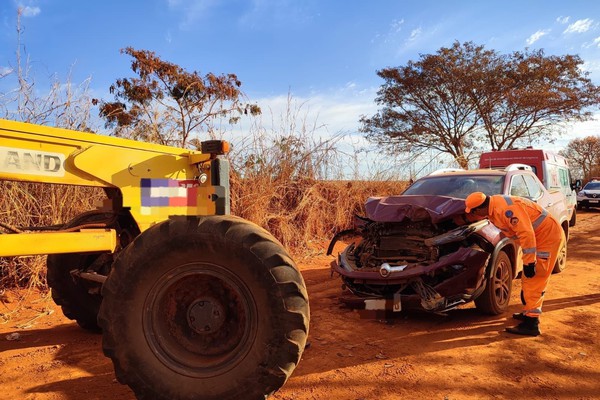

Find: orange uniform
<box><xmin>487</xmin><ymin>195</ymin><xmax>565</xmax><ymax>317</ymax></box>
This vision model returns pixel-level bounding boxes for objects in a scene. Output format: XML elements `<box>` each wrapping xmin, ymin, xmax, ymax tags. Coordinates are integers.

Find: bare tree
<box><xmin>0</xmin><ymin>8</ymin><xmax>93</xmax><ymax>129</ymax></box>
<box><xmin>0</xmin><ymin>8</ymin><xmax>101</xmax><ymax>290</ymax></box>
<box><xmin>560</xmin><ymin>135</ymin><xmax>600</xmax><ymax>181</ymax></box>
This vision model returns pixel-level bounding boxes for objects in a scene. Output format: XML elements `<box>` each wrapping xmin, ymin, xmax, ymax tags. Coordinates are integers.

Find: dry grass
<box><xmin>0</xmin><ymin>182</ymin><xmax>104</xmax><ymax>289</ymax></box>
<box><xmin>0</xmin><ymin>178</ymin><xmax>407</xmax><ymax>289</ymax></box>
<box><xmin>231</xmin><ymin>177</ymin><xmax>407</xmax><ymax>256</ymax></box>
<box><xmin>1</xmin><ymin>95</ymin><xmax>410</xmax><ymax>289</ymax></box>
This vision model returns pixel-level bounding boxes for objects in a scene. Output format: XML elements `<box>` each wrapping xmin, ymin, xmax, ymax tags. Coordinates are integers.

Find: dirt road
<box><xmin>1</xmin><ymin>212</ymin><xmax>599</xmax><ymax>400</ymax></box>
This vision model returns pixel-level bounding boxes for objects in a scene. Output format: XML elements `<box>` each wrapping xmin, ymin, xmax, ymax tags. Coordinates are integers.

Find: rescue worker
<box><xmin>464</xmin><ymin>192</ymin><xmax>565</xmax><ymax>336</ymax></box>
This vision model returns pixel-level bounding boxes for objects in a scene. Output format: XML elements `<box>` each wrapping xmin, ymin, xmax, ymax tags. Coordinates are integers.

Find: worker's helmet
<box><xmin>464</xmin><ymin>192</ymin><xmax>487</xmax><ymax>213</ymax></box>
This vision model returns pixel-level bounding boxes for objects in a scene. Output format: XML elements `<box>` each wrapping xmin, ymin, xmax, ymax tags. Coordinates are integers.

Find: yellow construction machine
<box><xmin>0</xmin><ymin>118</ymin><xmax>309</xmax><ymax>400</ymax></box>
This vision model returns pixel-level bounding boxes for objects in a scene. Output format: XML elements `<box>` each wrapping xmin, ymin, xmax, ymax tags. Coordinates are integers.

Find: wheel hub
<box><xmin>144</xmin><ymin>263</ymin><xmax>258</xmax><ymax>376</ymax></box>
<box><xmin>187</xmin><ymin>298</ymin><xmax>225</xmax><ymax>334</ymax></box>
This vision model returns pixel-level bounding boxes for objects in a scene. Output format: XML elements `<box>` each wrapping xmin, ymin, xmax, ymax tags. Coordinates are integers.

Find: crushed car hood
<box><xmin>365</xmin><ymin>195</ymin><xmax>466</xmax><ymax>223</ymax></box>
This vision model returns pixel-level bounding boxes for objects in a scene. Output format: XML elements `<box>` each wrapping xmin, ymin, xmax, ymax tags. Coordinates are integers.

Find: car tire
<box><xmin>475</xmin><ymin>251</ymin><xmax>512</xmax><ymax>315</ymax></box>
<box><xmin>552</xmin><ymin>240</ymin><xmax>567</xmax><ymax>274</ymax></box>
<box><xmin>98</xmin><ymin>215</ymin><xmax>309</xmax><ymax>400</ymax></box>
<box><xmin>569</xmin><ymin>208</ymin><xmax>576</xmax><ymax>227</ymax></box>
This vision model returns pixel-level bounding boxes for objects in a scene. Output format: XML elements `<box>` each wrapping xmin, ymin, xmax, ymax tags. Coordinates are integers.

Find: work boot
<box><xmin>506</xmin><ymin>316</ymin><xmax>541</xmax><ymax>336</ymax></box>
<box><xmin>512</xmin><ymin>312</ymin><xmax>525</xmax><ymax>321</ymax></box>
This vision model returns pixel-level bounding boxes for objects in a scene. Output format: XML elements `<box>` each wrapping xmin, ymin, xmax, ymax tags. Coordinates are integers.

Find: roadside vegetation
<box><xmin>361</xmin><ymin>41</ymin><xmax>600</xmax><ymax>169</ymax></box>
<box><xmin>1</xmin><ymin>12</ymin><xmax>599</xmax><ymax>291</ymax></box>
<box><xmin>560</xmin><ymin>135</ymin><xmax>600</xmax><ymax>182</ymax></box>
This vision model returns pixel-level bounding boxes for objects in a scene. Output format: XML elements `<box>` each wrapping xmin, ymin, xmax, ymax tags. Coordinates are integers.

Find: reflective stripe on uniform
<box><xmin>524</xmin><ymin>307</ymin><xmax>543</xmax><ymax>317</ymax></box>
<box><xmin>532</xmin><ymin>209</ymin><xmax>548</xmax><ymax>230</ymax></box>
<box><xmin>523</xmin><ymin>247</ymin><xmax>536</xmax><ymax>254</ymax></box>
<box><xmin>537</xmin><ymin>251</ymin><xmax>550</xmax><ymax>258</ymax></box>
<box><xmin>501</xmin><ymin>195</ymin><xmax>513</xmax><ymax>205</ymax></box>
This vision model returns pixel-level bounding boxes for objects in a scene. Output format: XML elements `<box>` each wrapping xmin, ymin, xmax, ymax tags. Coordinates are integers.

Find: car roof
<box><xmin>423</xmin><ymin>169</ymin><xmax>508</xmax><ymax>178</ymax></box>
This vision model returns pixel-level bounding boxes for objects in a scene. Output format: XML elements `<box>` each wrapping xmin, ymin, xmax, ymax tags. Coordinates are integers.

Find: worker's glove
<box><xmin>523</xmin><ymin>262</ymin><xmax>536</xmax><ymax>278</ymax></box>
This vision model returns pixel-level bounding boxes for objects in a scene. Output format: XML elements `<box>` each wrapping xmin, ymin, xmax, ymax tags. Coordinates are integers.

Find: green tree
<box><xmin>361</xmin><ymin>41</ymin><xmax>600</xmax><ymax>169</ymax></box>
<box><xmin>560</xmin><ymin>135</ymin><xmax>600</xmax><ymax>181</ymax></box>
<box><xmin>95</xmin><ymin>47</ymin><xmax>260</xmax><ymax>148</ymax></box>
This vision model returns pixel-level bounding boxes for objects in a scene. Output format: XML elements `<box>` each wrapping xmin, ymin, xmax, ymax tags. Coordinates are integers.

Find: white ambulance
<box><xmin>479</xmin><ymin>147</ymin><xmax>578</xmax><ymax>226</ymax></box>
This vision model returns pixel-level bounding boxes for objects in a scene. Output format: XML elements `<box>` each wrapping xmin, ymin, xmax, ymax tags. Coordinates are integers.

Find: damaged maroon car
<box><xmin>328</xmin><ymin>195</ymin><xmax>519</xmax><ymax>315</ymax></box>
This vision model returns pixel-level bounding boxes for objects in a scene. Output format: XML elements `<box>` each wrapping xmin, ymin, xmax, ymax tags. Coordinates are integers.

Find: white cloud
<box><xmin>580</xmin><ymin>60</ymin><xmax>600</xmax><ymax>75</ymax></box>
<box><xmin>252</xmin><ymin>86</ymin><xmax>378</xmax><ymax>136</ymax></box>
<box><xmin>594</xmin><ymin>37</ymin><xmax>600</xmax><ymax>47</ymax></box>
<box><xmin>407</xmin><ymin>27</ymin><xmax>422</xmax><ymax>42</ymax></box>
<box><xmin>167</xmin><ymin>0</ymin><xmax>218</xmax><ymax>29</ymax></box>
<box><xmin>563</xmin><ymin>18</ymin><xmax>594</xmax><ymax>34</ymax></box>
<box><xmin>371</xmin><ymin>18</ymin><xmax>405</xmax><ymax>45</ymax></box>
<box><xmin>526</xmin><ymin>29</ymin><xmax>550</xmax><ymax>45</ymax></box>
<box><xmin>391</xmin><ymin>18</ymin><xmax>405</xmax><ymax>33</ymax></box>
<box><xmin>19</xmin><ymin>5</ymin><xmax>40</xmax><ymax>17</ymax></box>
<box><xmin>549</xmin><ymin>113</ymin><xmax>600</xmax><ymax>153</ymax></box>
<box><xmin>557</xmin><ymin>16</ymin><xmax>570</xmax><ymax>24</ymax></box>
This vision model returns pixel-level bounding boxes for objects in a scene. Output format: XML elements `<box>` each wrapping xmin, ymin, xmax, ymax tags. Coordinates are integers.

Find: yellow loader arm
<box><xmin>0</xmin><ymin>118</ymin><xmax>229</xmax><ymax>255</ymax></box>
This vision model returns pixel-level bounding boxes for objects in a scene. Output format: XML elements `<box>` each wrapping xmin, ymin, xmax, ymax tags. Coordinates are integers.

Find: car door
<box><xmin>509</xmin><ymin>174</ymin><xmax>530</xmax><ymax>198</ymax></box>
<box><xmin>523</xmin><ymin>173</ymin><xmax>560</xmax><ymax>216</ymax></box>
<box><xmin>509</xmin><ymin>172</ymin><xmax>551</xmax><ymax>209</ymax></box>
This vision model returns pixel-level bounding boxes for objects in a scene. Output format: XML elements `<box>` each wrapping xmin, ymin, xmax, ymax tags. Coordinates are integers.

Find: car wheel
<box><xmin>552</xmin><ymin>240</ymin><xmax>567</xmax><ymax>274</ymax></box>
<box><xmin>475</xmin><ymin>251</ymin><xmax>512</xmax><ymax>315</ymax></box>
<box><xmin>569</xmin><ymin>208</ymin><xmax>576</xmax><ymax>227</ymax></box>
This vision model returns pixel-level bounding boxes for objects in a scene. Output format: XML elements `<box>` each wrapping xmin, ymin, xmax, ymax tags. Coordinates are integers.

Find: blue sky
<box><xmin>1</xmin><ymin>0</ymin><xmax>600</xmax><ymax>175</ymax></box>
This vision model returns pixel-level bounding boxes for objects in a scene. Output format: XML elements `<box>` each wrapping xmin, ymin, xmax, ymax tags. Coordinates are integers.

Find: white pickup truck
<box><xmin>479</xmin><ymin>148</ymin><xmax>578</xmax><ymax>227</ymax></box>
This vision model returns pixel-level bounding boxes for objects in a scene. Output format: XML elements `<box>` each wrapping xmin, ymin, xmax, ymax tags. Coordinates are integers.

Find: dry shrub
<box><xmin>226</xmin><ymin>95</ymin><xmax>410</xmax><ymax>257</ymax></box>
<box><xmin>1</xmin><ymin>10</ymin><xmax>100</xmax><ymax>292</ymax></box>
<box><xmin>0</xmin><ymin>182</ymin><xmax>104</xmax><ymax>289</ymax></box>
<box><xmin>1</xmin><ymin>88</ymin><xmax>410</xmax><ymax>289</ymax></box>
<box><xmin>231</xmin><ymin>176</ymin><xmax>408</xmax><ymax>257</ymax></box>
<box><xmin>1</xmin><ymin>178</ymin><xmax>407</xmax><ymax>290</ymax></box>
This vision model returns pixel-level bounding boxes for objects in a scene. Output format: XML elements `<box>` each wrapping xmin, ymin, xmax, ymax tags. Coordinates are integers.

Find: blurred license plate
<box><xmin>364</xmin><ymin>296</ymin><xmax>401</xmax><ymax>312</ymax></box>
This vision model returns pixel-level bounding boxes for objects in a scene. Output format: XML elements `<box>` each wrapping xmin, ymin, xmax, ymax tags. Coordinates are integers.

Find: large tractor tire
<box><xmin>475</xmin><ymin>251</ymin><xmax>513</xmax><ymax>315</ymax></box>
<box><xmin>98</xmin><ymin>215</ymin><xmax>310</xmax><ymax>400</ymax></box>
<box><xmin>47</xmin><ymin>211</ymin><xmax>120</xmax><ymax>332</ymax></box>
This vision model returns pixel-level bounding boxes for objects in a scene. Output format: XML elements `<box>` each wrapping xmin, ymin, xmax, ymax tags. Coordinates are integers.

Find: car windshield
<box><xmin>403</xmin><ymin>175</ymin><xmax>505</xmax><ymax>199</ymax></box>
<box><xmin>584</xmin><ymin>182</ymin><xmax>600</xmax><ymax>190</ymax></box>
